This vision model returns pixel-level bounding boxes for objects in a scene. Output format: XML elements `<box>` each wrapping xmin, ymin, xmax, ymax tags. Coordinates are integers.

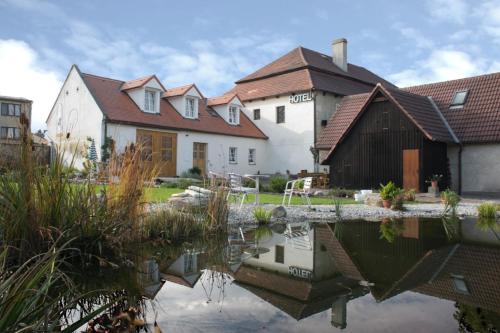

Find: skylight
<box><xmin>450</xmin><ymin>90</ymin><xmax>468</xmax><ymax>108</ymax></box>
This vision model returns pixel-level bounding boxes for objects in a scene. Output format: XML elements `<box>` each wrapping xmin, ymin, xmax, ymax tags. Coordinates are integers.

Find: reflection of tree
<box><xmin>254</xmin><ymin>225</ymin><xmax>272</xmax><ymax>244</ymax></box>
<box><xmin>454</xmin><ymin>302</ymin><xmax>500</xmax><ymax>332</ymax></box>
<box><xmin>476</xmin><ymin>218</ymin><xmax>500</xmax><ymax>242</ymax></box>
<box><xmin>441</xmin><ymin>215</ymin><xmax>461</xmax><ymax>241</ymax></box>
<box><xmin>379</xmin><ymin>219</ymin><xmax>404</xmax><ymax>243</ymax></box>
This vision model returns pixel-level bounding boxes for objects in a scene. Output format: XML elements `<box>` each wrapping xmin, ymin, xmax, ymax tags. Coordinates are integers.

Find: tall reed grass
<box><xmin>0</xmin><ymin>120</ymin><xmax>156</xmax><ymax>263</ymax></box>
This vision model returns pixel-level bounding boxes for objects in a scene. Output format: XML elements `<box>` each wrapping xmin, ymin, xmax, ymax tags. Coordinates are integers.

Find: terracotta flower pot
<box><xmin>382</xmin><ymin>199</ymin><xmax>392</xmax><ymax>209</ymax></box>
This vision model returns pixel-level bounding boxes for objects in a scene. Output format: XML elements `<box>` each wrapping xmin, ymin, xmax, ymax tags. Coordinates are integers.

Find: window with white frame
<box><xmin>229</xmin><ymin>147</ymin><xmax>237</xmax><ymax>164</ymax></box>
<box><xmin>185</xmin><ymin>97</ymin><xmax>197</xmax><ymax>118</ymax></box>
<box><xmin>228</xmin><ymin>105</ymin><xmax>239</xmax><ymax>125</ymax></box>
<box><xmin>248</xmin><ymin>148</ymin><xmax>256</xmax><ymax>165</ymax></box>
<box><xmin>144</xmin><ymin>89</ymin><xmax>156</xmax><ymax>113</ymax></box>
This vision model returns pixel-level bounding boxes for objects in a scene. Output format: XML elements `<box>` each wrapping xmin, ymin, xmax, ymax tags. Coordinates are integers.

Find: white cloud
<box><xmin>394</xmin><ymin>24</ymin><xmax>434</xmax><ymax>49</ymax></box>
<box><xmin>1</xmin><ymin>0</ymin><xmax>296</xmax><ymax>102</ymax></box>
<box><xmin>426</xmin><ymin>0</ymin><xmax>468</xmax><ymax>24</ymax></box>
<box><xmin>475</xmin><ymin>0</ymin><xmax>500</xmax><ymax>41</ymax></box>
<box><xmin>388</xmin><ymin>49</ymin><xmax>490</xmax><ymax>86</ymax></box>
<box><xmin>0</xmin><ymin>39</ymin><xmax>62</xmax><ymax>131</ymax></box>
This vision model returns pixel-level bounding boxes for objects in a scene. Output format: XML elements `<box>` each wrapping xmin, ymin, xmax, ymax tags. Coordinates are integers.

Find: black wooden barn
<box><xmin>319</xmin><ymin>84</ymin><xmax>458</xmax><ymax>192</ymax></box>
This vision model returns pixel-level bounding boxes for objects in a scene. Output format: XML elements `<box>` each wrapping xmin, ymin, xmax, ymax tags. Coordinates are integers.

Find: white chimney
<box><xmin>332</xmin><ymin>38</ymin><xmax>348</xmax><ymax>72</ymax></box>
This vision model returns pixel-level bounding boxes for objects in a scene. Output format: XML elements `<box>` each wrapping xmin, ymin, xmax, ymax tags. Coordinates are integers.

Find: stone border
<box><xmin>229</xmin><ymin>202</ymin><xmax>482</xmax><ymax>224</ymax></box>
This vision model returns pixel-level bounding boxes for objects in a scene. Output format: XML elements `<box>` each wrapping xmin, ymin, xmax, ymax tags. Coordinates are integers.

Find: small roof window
<box><xmin>451</xmin><ymin>274</ymin><xmax>470</xmax><ymax>294</ymax></box>
<box><xmin>450</xmin><ymin>90</ymin><xmax>468</xmax><ymax>108</ymax></box>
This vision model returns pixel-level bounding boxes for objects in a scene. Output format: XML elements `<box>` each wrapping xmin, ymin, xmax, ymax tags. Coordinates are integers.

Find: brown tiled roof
<box><xmin>230</xmin><ymin>46</ymin><xmax>395</xmax><ymax>101</ymax></box>
<box><xmin>403</xmin><ymin>72</ymin><xmax>500</xmax><ymax>143</ymax></box>
<box><xmin>207</xmin><ymin>93</ymin><xmax>238</xmax><ymax>107</ymax></box>
<box><xmin>317</xmin><ymin>84</ymin><xmax>457</xmax><ymax>163</ymax></box>
<box><xmin>315</xmin><ymin>93</ymin><xmax>370</xmax><ymax>150</ymax></box>
<box><xmin>120</xmin><ymin>75</ymin><xmax>166</xmax><ymax>91</ymax></box>
<box><xmin>415</xmin><ymin>244</ymin><xmax>500</xmax><ymax>313</ymax></box>
<box><xmin>228</xmin><ymin>69</ymin><xmax>314</xmax><ymax>101</ymax></box>
<box><xmin>163</xmin><ymin>83</ymin><xmax>200</xmax><ymax>98</ymax></box>
<box><xmin>80</xmin><ymin>72</ymin><xmax>267</xmax><ymax>139</ymax></box>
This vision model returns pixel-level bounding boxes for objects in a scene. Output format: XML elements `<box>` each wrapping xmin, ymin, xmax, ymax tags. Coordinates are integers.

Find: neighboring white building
<box><xmin>228</xmin><ymin>38</ymin><xmax>395</xmax><ymax>174</ymax></box>
<box><xmin>46</xmin><ymin>65</ymin><xmax>268</xmax><ymax>177</ymax></box>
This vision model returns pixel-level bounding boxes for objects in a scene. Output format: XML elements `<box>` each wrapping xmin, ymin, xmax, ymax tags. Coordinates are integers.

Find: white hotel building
<box><xmin>47</xmin><ymin>38</ymin><xmax>393</xmax><ymax>177</ymax></box>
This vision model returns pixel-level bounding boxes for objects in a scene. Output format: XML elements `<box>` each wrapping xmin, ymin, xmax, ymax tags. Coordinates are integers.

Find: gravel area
<box><xmin>229</xmin><ymin>202</ymin><xmax>482</xmax><ymax>224</ymax></box>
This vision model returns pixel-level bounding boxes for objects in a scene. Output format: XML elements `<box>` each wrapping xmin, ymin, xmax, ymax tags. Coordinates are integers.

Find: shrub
<box><xmin>253</xmin><ymin>207</ymin><xmax>273</xmax><ymax>224</ymax></box>
<box><xmin>189</xmin><ymin>166</ymin><xmax>201</xmax><ymax>175</ymax></box>
<box><xmin>404</xmin><ymin>188</ymin><xmax>416</xmax><ymax>201</ymax></box>
<box><xmin>269</xmin><ymin>175</ymin><xmax>288</xmax><ymax>193</ymax></box>
<box><xmin>161</xmin><ymin>182</ymin><xmax>179</xmax><ymax>188</ymax></box>
<box><xmin>379</xmin><ymin>181</ymin><xmax>401</xmax><ymax>201</ymax></box>
<box><xmin>180</xmin><ymin>170</ymin><xmax>202</xmax><ymax>179</ymax></box>
<box><xmin>441</xmin><ymin>189</ymin><xmax>461</xmax><ymax>215</ymax></box>
<box><xmin>177</xmin><ymin>179</ymin><xmax>194</xmax><ymax>189</ymax></box>
<box><xmin>242</xmin><ymin>177</ymin><xmax>256</xmax><ymax>188</ymax></box>
<box><xmin>143</xmin><ymin>208</ymin><xmax>201</xmax><ymax>242</ymax></box>
<box><xmin>478</xmin><ymin>202</ymin><xmax>497</xmax><ymax>219</ymax></box>
<box><xmin>330</xmin><ymin>187</ymin><xmax>355</xmax><ymax>198</ymax></box>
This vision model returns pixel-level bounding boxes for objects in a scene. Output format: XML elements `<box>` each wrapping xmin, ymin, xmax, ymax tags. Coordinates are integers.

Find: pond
<box><xmin>78</xmin><ymin>217</ymin><xmax>500</xmax><ymax>332</ymax></box>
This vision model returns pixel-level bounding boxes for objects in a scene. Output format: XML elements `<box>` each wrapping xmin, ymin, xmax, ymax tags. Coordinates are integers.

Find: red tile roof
<box><xmin>229</xmin><ymin>46</ymin><xmax>396</xmax><ymax>101</ymax></box>
<box><xmin>120</xmin><ymin>74</ymin><xmax>166</xmax><ymax>91</ymax></box>
<box><xmin>163</xmin><ymin>83</ymin><xmax>201</xmax><ymax>98</ymax></box>
<box><xmin>207</xmin><ymin>93</ymin><xmax>239</xmax><ymax>107</ymax></box>
<box><xmin>403</xmin><ymin>72</ymin><xmax>500</xmax><ymax>143</ymax></box>
<box><xmin>80</xmin><ymin>72</ymin><xmax>267</xmax><ymax>139</ymax></box>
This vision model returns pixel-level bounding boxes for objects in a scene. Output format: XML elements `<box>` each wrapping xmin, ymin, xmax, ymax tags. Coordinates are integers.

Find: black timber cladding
<box><xmin>328</xmin><ymin>96</ymin><xmax>450</xmax><ymax>191</ymax></box>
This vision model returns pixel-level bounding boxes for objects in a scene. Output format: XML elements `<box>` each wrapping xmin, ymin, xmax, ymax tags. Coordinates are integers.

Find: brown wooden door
<box><xmin>193</xmin><ymin>142</ymin><xmax>207</xmax><ymax>175</ymax></box>
<box><xmin>403</xmin><ymin>149</ymin><xmax>419</xmax><ymax>191</ymax></box>
<box><xmin>136</xmin><ymin>129</ymin><xmax>177</xmax><ymax>177</ymax></box>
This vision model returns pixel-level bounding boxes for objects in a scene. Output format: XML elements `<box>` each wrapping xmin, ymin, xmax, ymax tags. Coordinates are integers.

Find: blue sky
<box><xmin>0</xmin><ymin>0</ymin><xmax>499</xmax><ymax>130</ymax></box>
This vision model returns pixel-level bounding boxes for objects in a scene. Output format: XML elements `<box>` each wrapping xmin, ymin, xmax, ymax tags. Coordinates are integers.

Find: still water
<box><xmin>83</xmin><ymin>217</ymin><xmax>500</xmax><ymax>332</ymax></box>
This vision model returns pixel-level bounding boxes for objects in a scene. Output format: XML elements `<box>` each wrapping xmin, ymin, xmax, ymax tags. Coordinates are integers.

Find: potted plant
<box><xmin>379</xmin><ymin>181</ymin><xmax>399</xmax><ymax>209</ymax></box>
<box><xmin>427</xmin><ymin>174</ymin><xmax>443</xmax><ymax>189</ymax></box>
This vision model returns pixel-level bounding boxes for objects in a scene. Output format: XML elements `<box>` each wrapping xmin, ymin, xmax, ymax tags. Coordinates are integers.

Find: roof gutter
<box><xmin>427</xmin><ymin>96</ymin><xmax>462</xmax><ymax>194</ymax></box>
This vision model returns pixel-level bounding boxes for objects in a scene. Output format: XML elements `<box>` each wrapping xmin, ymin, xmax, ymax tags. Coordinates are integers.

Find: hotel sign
<box><xmin>289</xmin><ymin>91</ymin><xmax>313</xmax><ymax>104</ymax></box>
<box><xmin>288</xmin><ymin>266</ymin><xmax>313</xmax><ymax>280</ymax></box>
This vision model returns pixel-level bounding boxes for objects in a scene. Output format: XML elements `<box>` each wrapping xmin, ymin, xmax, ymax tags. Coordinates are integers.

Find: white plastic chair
<box><xmin>282</xmin><ymin>177</ymin><xmax>313</xmax><ymax>207</ymax></box>
<box><xmin>227</xmin><ymin>173</ymin><xmax>259</xmax><ymax>209</ymax></box>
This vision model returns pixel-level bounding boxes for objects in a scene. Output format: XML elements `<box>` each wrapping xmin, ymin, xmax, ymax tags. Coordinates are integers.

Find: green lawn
<box><xmin>96</xmin><ymin>185</ymin><xmax>357</xmax><ymax>205</ymax></box>
<box><xmin>245</xmin><ymin>193</ymin><xmax>356</xmax><ymax>205</ymax></box>
<box><xmin>95</xmin><ymin>185</ymin><xmax>183</xmax><ymax>203</ymax></box>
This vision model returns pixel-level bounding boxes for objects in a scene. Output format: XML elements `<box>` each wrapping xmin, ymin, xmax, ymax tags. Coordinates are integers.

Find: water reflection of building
<box><xmin>332</xmin><ymin>218</ymin><xmax>500</xmax><ymax>316</ymax></box>
<box><xmin>233</xmin><ymin>223</ymin><xmax>369</xmax><ymax>328</ymax></box>
<box><xmin>159</xmin><ymin>251</ymin><xmax>206</xmax><ymax>288</ymax></box>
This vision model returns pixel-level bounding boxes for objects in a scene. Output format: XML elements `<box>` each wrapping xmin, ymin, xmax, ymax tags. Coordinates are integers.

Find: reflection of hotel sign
<box><xmin>289</xmin><ymin>91</ymin><xmax>313</xmax><ymax>104</ymax></box>
<box><xmin>288</xmin><ymin>266</ymin><xmax>313</xmax><ymax>280</ymax></box>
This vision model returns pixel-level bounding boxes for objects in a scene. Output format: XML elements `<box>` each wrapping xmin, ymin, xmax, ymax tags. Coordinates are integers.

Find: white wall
<box><xmin>448</xmin><ymin>143</ymin><xmax>500</xmax><ymax>195</ymax></box>
<box><xmin>127</xmin><ymin>78</ymin><xmax>163</xmax><ymax>114</ymax></box>
<box><xmin>244</xmin><ymin>225</ymin><xmax>314</xmax><ymax>275</ymax></box>
<box><xmin>167</xmin><ymin>86</ymin><xmax>202</xmax><ymax>118</ymax></box>
<box><xmin>242</xmin><ymin>94</ymin><xmax>315</xmax><ymax>174</ymax></box>
<box><xmin>107</xmin><ymin>123</ymin><xmax>267</xmax><ymax>176</ymax></box>
<box><xmin>46</xmin><ymin>66</ymin><xmax>104</xmax><ymax>168</ymax></box>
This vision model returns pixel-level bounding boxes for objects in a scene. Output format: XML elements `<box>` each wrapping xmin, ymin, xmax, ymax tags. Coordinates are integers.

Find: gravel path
<box><xmin>229</xmin><ymin>202</ymin><xmax>482</xmax><ymax>224</ymax></box>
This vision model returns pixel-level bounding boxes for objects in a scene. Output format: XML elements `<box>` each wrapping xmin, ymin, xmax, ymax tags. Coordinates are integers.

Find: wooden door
<box><xmin>136</xmin><ymin>129</ymin><xmax>177</xmax><ymax>177</ymax></box>
<box><xmin>403</xmin><ymin>149</ymin><xmax>419</xmax><ymax>191</ymax></box>
<box><xmin>193</xmin><ymin>142</ymin><xmax>207</xmax><ymax>175</ymax></box>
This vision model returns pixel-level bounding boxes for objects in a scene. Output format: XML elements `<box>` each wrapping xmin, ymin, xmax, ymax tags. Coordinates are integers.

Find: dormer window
<box><xmin>450</xmin><ymin>90</ymin><xmax>468</xmax><ymax>109</ymax></box>
<box><xmin>228</xmin><ymin>105</ymin><xmax>239</xmax><ymax>125</ymax></box>
<box><xmin>185</xmin><ymin>97</ymin><xmax>198</xmax><ymax>118</ymax></box>
<box><xmin>144</xmin><ymin>89</ymin><xmax>157</xmax><ymax>113</ymax></box>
